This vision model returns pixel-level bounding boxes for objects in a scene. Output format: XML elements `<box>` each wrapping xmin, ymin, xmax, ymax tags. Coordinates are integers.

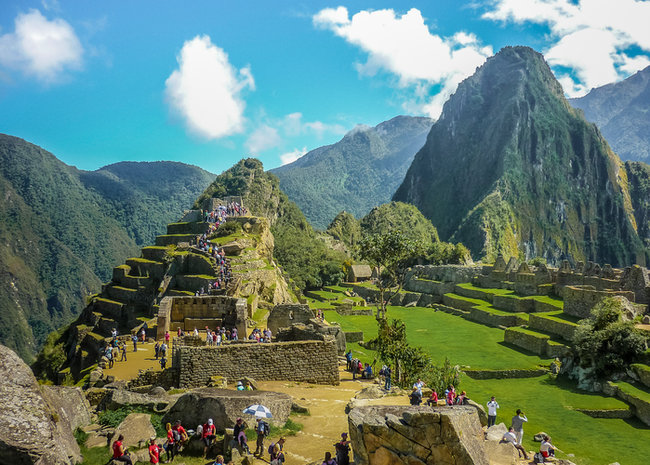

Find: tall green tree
<box><xmin>358</xmin><ymin>229</ymin><xmax>421</xmax><ymax>320</ymax></box>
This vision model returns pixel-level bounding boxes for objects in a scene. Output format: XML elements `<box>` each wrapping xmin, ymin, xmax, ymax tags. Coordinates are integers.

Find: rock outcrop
<box><xmin>109</xmin><ymin>413</ymin><xmax>156</xmax><ymax>450</ymax></box>
<box><xmin>162</xmin><ymin>388</ymin><xmax>292</xmax><ymax>432</ymax></box>
<box><xmin>0</xmin><ymin>344</ymin><xmax>83</xmax><ymax>465</ymax></box>
<box><xmin>348</xmin><ymin>405</ymin><xmax>488</xmax><ymax>465</ymax></box>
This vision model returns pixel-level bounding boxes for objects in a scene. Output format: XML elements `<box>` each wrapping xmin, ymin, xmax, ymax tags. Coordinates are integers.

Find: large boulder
<box><xmin>100</xmin><ymin>389</ymin><xmax>171</xmax><ymax>412</ymax></box>
<box><xmin>162</xmin><ymin>388</ymin><xmax>292</xmax><ymax>432</ymax></box>
<box><xmin>41</xmin><ymin>386</ymin><xmax>92</xmax><ymax>432</ymax></box>
<box><xmin>109</xmin><ymin>413</ymin><xmax>156</xmax><ymax>450</ymax></box>
<box><xmin>348</xmin><ymin>405</ymin><xmax>488</xmax><ymax>465</ymax></box>
<box><xmin>0</xmin><ymin>344</ymin><xmax>82</xmax><ymax>465</ymax></box>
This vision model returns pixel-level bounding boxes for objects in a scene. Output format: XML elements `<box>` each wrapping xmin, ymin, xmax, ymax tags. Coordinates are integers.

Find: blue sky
<box><xmin>1</xmin><ymin>0</ymin><xmax>649</xmax><ymax>174</ymax></box>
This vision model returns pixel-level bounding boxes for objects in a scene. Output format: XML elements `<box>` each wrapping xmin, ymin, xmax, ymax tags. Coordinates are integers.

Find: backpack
<box><xmin>533</xmin><ymin>452</ymin><xmax>545</xmax><ymax>463</ymax></box>
<box><xmin>196</xmin><ymin>424</ymin><xmax>203</xmax><ymax>436</ymax></box>
<box><xmin>261</xmin><ymin>421</ymin><xmax>270</xmax><ymax>437</ymax></box>
<box><xmin>268</xmin><ymin>442</ymin><xmax>275</xmax><ymax>455</ymax></box>
<box><xmin>173</xmin><ymin>429</ymin><xmax>181</xmax><ymax>442</ymax></box>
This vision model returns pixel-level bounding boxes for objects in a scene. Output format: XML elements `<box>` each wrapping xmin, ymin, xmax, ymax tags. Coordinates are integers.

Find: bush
<box><xmin>573</xmin><ymin>297</ymin><xmax>648</xmax><ymax>378</ymax></box>
<box><xmin>97</xmin><ymin>406</ymin><xmax>165</xmax><ymax>438</ymax></box>
<box><xmin>214</xmin><ymin>220</ymin><xmax>241</xmax><ymax>237</ymax></box>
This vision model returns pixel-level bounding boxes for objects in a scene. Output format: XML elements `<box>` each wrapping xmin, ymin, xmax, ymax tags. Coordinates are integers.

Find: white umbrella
<box><xmin>243</xmin><ymin>404</ymin><xmax>273</xmax><ymax>419</ymax></box>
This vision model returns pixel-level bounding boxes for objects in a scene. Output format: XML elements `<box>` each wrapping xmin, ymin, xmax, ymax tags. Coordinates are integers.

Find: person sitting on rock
<box><xmin>409</xmin><ymin>387</ymin><xmax>422</xmax><ymax>405</ymax></box>
<box><xmin>362</xmin><ymin>363</ymin><xmax>373</xmax><ymax>379</ymax></box>
<box><xmin>112</xmin><ymin>434</ymin><xmax>133</xmax><ymax>465</ymax></box>
<box><xmin>426</xmin><ymin>390</ymin><xmax>439</xmax><ymax>406</ymax></box>
<box><xmin>455</xmin><ymin>391</ymin><xmax>467</xmax><ymax>405</ymax></box>
<box><xmin>238</xmin><ymin>429</ymin><xmax>251</xmax><ymax>455</ymax></box>
<box><xmin>173</xmin><ymin>420</ymin><xmax>189</xmax><ymax>450</ymax></box>
<box><xmin>540</xmin><ymin>435</ymin><xmax>555</xmax><ymax>459</ymax></box>
<box><xmin>501</xmin><ymin>426</ymin><xmax>529</xmax><ymax>460</ymax></box>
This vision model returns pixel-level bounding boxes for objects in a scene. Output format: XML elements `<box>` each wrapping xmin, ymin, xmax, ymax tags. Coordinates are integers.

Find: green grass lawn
<box><xmin>325</xmin><ymin>302</ymin><xmax>650</xmax><ymax>465</ymax></box>
<box><xmin>325</xmin><ymin>306</ymin><xmax>549</xmax><ymax>370</ymax></box>
<box><xmin>461</xmin><ymin>375</ymin><xmax>649</xmax><ymax>465</ymax></box>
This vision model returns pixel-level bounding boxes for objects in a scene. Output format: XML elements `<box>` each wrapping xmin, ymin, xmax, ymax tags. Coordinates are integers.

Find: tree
<box><xmin>358</xmin><ymin>229</ymin><xmax>422</xmax><ymax>320</ymax></box>
<box><xmin>573</xmin><ymin>297</ymin><xmax>648</xmax><ymax>378</ymax></box>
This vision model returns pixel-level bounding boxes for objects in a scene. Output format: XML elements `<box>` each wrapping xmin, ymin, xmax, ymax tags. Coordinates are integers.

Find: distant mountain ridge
<box><xmin>0</xmin><ymin>134</ymin><xmax>214</xmax><ymax>360</ymax></box>
<box><xmin>394</xmin><ymin>46</ymin><xmax>650</xmax><ymax>266</ymax></box>
<box><xmin>271</xmin><ymin>115</ymin><xmax>434</xmax><ymax>229</ymax></box>
<box><xmin>570</xmin><ymin>66</ymin><xmax>650</xmax><ymax>163</ymax></box>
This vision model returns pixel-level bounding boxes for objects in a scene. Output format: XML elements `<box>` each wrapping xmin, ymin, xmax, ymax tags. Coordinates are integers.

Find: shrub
<box><xmin>214</xmin><ymin>220</ymin><xmax>241</xmax><ymax>237</ymax></box>
<box><xmin>573</xmin><ymin>297</ymin><xmax>648</xmax><ymax>378</ymax></box>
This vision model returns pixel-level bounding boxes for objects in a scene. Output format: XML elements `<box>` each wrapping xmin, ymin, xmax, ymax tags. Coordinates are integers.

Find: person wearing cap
<box><xmin>202</xmin><ymin>418</ymin><xmax>216</xmax><ymax>458</ymax></box>
<box><xmin>236</xmin><ymin>381</ymin><xmax>245</xmax><ymax>391</ymax></box>
<box><xmin>148</xmin><ymin>437</ymin><xmax>160</xmax><ymax>464</ymax></box>
<box><xmin>335</xmin><ymin>432</ymin><xmax>351</xmax><ymax>465</ymax></box>
<box><xmin>271</xmin><ymin>437</ymin><xmax>286</xmax><ymax>463</ymax></box>
<box><xmin>254</xmin><ymin>417</ymin><xmax>268</xmax><ymax>457</ymax></box>
<box><xmin>233</xmin><ymin>417</ymin><xmax>244</xmax><ymax>444</ymax></box>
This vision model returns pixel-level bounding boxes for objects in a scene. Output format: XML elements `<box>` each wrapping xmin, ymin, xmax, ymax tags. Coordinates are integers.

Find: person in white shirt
<box><xmin>501</xmin><ymin>427</ymin><xmax>529</xmax><ymax>459</ymax></box>
<box><xmin>540</xmin><ymin>435</ymin><xmax>555</xmax><ymax>458</ymax></box>
<box><xmin>487</xmin><ymin>396</ymin><xmax>500</xmax><ymax>427</ymax></box>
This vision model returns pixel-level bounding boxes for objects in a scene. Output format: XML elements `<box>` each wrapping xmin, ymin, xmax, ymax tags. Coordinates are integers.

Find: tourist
<box><xmin>413</xmin><ymin>378</ymin><xmax>426</xmax><ymax>397</ymax></box>
<box><xmin>362</xmin><ymin>363</ymin><xmax>373</xmax><ymax>379</ymax></box>
<box><xmin>270</xmin><ymin>437</ymin><xmax>286</xmax><ymax>464</ymax></box>
<box><xmin>426</xmin><ymin>390</ymin><xmax>438</xmax><ymax>406</ymax></box>
<box><xmin>487</xmin><ymin>396</ymin><xmax>500</xmax><ymax>427</ymax></box>
<box><xmin>334</xmin><ymin>433</ymin><xmax>351</xmax><ymax>465</ymax></box>
<box><xmin>409</xmin><ymin>387</ymin><xmax>422</xmax><ymax>405</ymax></box>
<box><xmin>164</xmin><ymin>423</ymin><xmax>175</xmax><ymax>462</ymax></box>
<box><xmin>203</xmin><ymin>418</ymin><xmax>216</xmax><ymax>458</ymax></box>
<box><xmin>540</xmin><ymin>435</ymin><xmax>555</xmax><ymax>459</ymax></box>
<box><xmin>233</xmin><ymin>418</ymin><xmax>244</xmax><ymax>443</ymax></box>
<box><xmin>193</xmin><ymin>327</ymin><xmax>199</xmax><ymax>336</ymax></box>
<box><xmin>154</xmin><ymin>342</ymin><xmax>159</xmax><ymax>359</ymax></box>
<box><xmin>254</xmin><ymin>417</ymin><xmax>269</xmax><ymax>457</ymax></box>
<box><xmin>214</xmin><ymin>455</ymin><xmax>225</xmax><ymax>465</ymax></box>
<box><xmin>132</xmin><ymin>334</ymin><xmax>138</xmax><ymax>352</ymax></box>
<box><xmin>148</xmin><ymin>437</ymin><xmax>160</xmax><ymax>464</ymax></box>
<box><xmin>455</xmin><ymin>391</ymin><xmax>467</xmax><ymax>405</ymax></box>
<box><xmin>112</xmin><ymin>434</ymin><xmax>133</xmax><ymax>465</ymax></box>
<box><xmin>245</xmin><ymin>382</ymin><xmax>253</xmax><ymax>391</ymax></box>
<box><xmin>173</xmin><ymin>420</ymin><xmax>189</xmax><ymax>450</ymax></box>
<box><xmin>322</xmin><ymin>451</ymin><xmax>336</xmax><ymax>465</ymax></box>
<box><xmin>384</xmin><ymin>365</ymin><xmax>392</xmax><ymax>390</ymax></box>
<box><xmin>345</xmin><ymin>350</ymin><xmax>352</xmax><ymax>371</ymax></box>
<box><xmin>159</xmin><ymin>357</ymin><xmax>167</xmax><ymax>370</ymax></box>
<box><xmin>351</xmin><ymin>359</ymin><xmax>358</xmax><ymax>380</ymax></box>
<box><xmin>231</xmin><ymin>327</ymin><xmax>238</xmax><ymax>341</ymax></box>
<box><xmin>238</xmin><ymin>428</ymin><xmax>251</xmax><ymax>455</ymax></box>
<box><xmin>511</xmin><ymin>409</ymin><xmax>528</xmax><ymax>445</ymax></box>
<box><xmin>120</xmin><ymin>343</ymin><xmax>127</xmax><ymax>362</ymax></box>
<box><xmin>446</xmin><ymin>385</ymin><xmax>456</xmax><ymax>405</ymax></box>
<box><xmin>501</xmin><ymin>427</ymin><xmax>528</xmax><ymax>460</ymax></box>
<box><xmin>236</xmin><ymin>381</ymin><xmax>245</xmax><ymax>391</ymax></box>
<box><xmin>165</xmin><ymin>331</ymin><xmax>170</xmax><ymax>344</ymax></box>
<box><xmin>111</xmin><ymin>328</ymin><xmax>118</xmax><ymax>338</ymax></box>
<box><xmin>106</xmin><ymin>347</ymin><xmax>114</xmax><ymax>369</ymax></box>
<box><xmin>141</xmin><ymin>328</ymin><xmax>146</xmax><ymax>342</ymax></box>
<box><xmin>160</xmin><ymin>342</ymin><xmax>167</xmax><ymax>358</ymax></box>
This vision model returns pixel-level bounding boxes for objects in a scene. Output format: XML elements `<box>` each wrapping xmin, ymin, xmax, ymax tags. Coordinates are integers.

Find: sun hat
<box><xmin>208</xmin><ymin>418</ymin><xmax>213</xmax><ymax>425</ymax></box>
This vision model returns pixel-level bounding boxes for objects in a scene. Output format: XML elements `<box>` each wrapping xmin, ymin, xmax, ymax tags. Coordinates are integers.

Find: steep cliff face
<box><xmin>626</xmin><ymin>161</ymin><xmax>650</xmax><ymax>249</ymax></box>
<box><xmin>570</xmin><ymin>66</ymin><xmax>650</xmax><ymax>163</ymax></box>
<box><xmin>394</xmin><ymin>46</ymin><xmax>646</xmax><ymax>266</ymax></box>
<box><xmin>271</xmin><ymin>116</ymin><xmax>434</xmax><ymax>229</ymax></box>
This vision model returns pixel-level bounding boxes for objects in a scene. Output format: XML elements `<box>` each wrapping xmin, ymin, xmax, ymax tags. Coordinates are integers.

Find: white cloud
<box><xmin>0</xmin><ymin>9</ymin><xmax>83</xmax><ymax>82</ymax></box>
<box><xmin>313</xmin><ymin>7</ymin><xmax>492</xmax><ymax>117</ymax></box>
<box><xmin>279</xmin><ymin>147</ymin><xmax>307</xmax><ymax>166</ymax></box>
<box><xmin>282</xmin><ymin>112</ymin><xmax>346</xmax><ymax>138</ymax></box>
<box><xmin>245</xmin><ymin>124</ymin><xmax>281</xmax><ymax>155</ymax></box>
<box><xmin>165</xmin><ymin>35</ymin><xmax>254</xmax><ymax>140</ymax></box>
<box><xmin>483</xmin><ymin>0</ymin><xmax>650</xmax><ymax>95</ymax></box>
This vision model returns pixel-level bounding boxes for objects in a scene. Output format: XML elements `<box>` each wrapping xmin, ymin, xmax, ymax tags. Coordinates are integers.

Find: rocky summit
<box><xmin>393</xmin><ymin>46</ymin><xmax>650</xmax><ymax>266</ymax></box>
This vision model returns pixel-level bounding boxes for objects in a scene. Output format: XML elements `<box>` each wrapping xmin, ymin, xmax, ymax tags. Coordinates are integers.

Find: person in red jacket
<box><xmin>203</xmin><ymin>418</ymin><xmax>216</xmax><ymax>458</ymax></box>
<box><xmin>112</xmin><ymin>434</ymin><xmax>133</xmax><ymax>465</ymax></box>
<box><xmin>148</xmin><ymin>438</ymin><xmax>160</xmax><ymax>464</ymax></box>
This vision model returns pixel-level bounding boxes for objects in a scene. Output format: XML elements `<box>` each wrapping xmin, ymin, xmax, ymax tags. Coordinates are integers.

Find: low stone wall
<box><xmin>492</xmin><ymin>295</ymin><xmax>534</xmax><ymax>313</ymax></box>
<box><xmin>267</xmin><ymin>303</ymin><xmax>314</xmax><ymax>334</ymax></box>
<box><xmin>404</xmin><ymin>277</ymin><xmax>456</xmax><ymax>295</ymax></box>
<box><xmin>345</xmin><ymin>331</ymin><xmax>364</xmax><ymax>343</ymax></box>
<box><xmin>528</xmin><ymin>314</ymin><xmax>577</xmax><ymax>341</ymax></box>
<box><xmin>335</xmin><ymin>306</ymin><xmax>373</xmax><ymax>316</ymax></box>
<box><xmin>575</xmin><ymin>408</ymin><xmax>633</xmax><ymax>419</ymax></box>
<box><xmin>407</xmin><ymin>265</ymin><xmax>483</xmax><ymax>284</ymax></box>
<box><xmin>504</xmin><ymin>327</ymin><xmax>549</xmax><ymax>355</ymax></box>
<box><xmin>563</xmin><ymin>285</ymin><xmax>635</xmax><ymax>319</ymax></box>
<box><xmin>175</xmin><ymin>339</ymin><xmax>339</xmax><ymax>388</ymax></box>
<box><xmin>468</xmin><ymin>308</ymin><xmax>527</xmax><ymax>327</ymax></box>
<box><xmin>463</xmin><ymin>368</ymin><xmax>547</xmax><ymax>379</ymax></box>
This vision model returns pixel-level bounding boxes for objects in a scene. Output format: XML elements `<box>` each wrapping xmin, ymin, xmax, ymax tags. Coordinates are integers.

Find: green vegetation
<box><xmin>98</xmin><ymin>406</ymin><xmax>165</xmax><ymax>438</ymax></box>
<box><xmin>195</xmin><ymin>158</ymin><xmax>347</xmax><ymax>290</ymax></box>
<box><xmin>392</xmin><ymin>46</ymin><xmax>649</xmax><ymax>265</ymax></box>
<box><xmin>214</xmin><ymin>220</ymin><xmax>242</xmax><ymax>237</ymax></box>
<box><xmin>573</xmin><ymin>297</ymin><xmax>648</xmax><ymax>378</ymax></box>
<box><xmin>271</xmin><ymin>116</ymin><xmax>434</xmax><ymax>229</ymax></box>
<box><xmin>0</xmin><ymin>135</ymin><xmax>214</xmax><ymax>361</ymax></box>
<box><xmin>359</xmin><ymin>228</ymin><xmax>422</xmax><ymax>320</ymax></box>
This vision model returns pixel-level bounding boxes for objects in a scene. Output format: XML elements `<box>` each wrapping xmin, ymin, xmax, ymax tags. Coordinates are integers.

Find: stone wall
<box><xmin>175</xmin><ymin>339</ymin><xmax>339</xmax><ymax>387</ymax></box>
<box><xmin>157</xmin><ymin>295</ymin><xmax>247</xmax><ymax>340</ymax></box>
<box><xmin>267</xmin><ymin>303</ymin><xmax>314</xmax><ymax>334</ymax></box>
<box><xmin>563</xmin><ymin>286</ymin><xmax>635</xmax><ymax>318</ymax></box>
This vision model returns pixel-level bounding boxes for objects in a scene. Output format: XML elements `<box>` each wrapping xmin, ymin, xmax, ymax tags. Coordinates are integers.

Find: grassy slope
<box><xmin>324</xmin><ymin>294</ymin><xmax>650</xmax><ymax>465</ymax></box>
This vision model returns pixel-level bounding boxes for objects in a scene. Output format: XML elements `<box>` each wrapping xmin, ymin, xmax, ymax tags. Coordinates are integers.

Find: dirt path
<box><xmin>101</xmin><ymin>340</ymin><xmax>161</xmax><ymax>380</ymax></box>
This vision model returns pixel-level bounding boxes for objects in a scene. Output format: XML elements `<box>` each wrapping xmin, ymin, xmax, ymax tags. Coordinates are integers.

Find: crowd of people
<box><xmin>195</xmin><ymin>234</ymin><xmax>232</xmax><ymax>294</ymax></box>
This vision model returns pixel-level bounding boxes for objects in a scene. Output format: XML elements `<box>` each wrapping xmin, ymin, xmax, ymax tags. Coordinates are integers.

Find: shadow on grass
<box><xmin>497</xmin><ymin>341</ymin><xmax>552</xmax><ymax>361</ymax></box>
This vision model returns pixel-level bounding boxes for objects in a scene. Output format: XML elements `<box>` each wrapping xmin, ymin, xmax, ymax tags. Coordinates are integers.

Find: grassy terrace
<box><xmin>455</xmin><ymin>283</ymin><xmax>564</xmax><ymax>309</ymax></box>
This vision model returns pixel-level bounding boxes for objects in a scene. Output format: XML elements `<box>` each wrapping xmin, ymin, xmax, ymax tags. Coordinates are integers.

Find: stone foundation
<box><xmin>175</xmin><ymin>339</ymin><xmax>339</xmax><ymax>388</ymax></box>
